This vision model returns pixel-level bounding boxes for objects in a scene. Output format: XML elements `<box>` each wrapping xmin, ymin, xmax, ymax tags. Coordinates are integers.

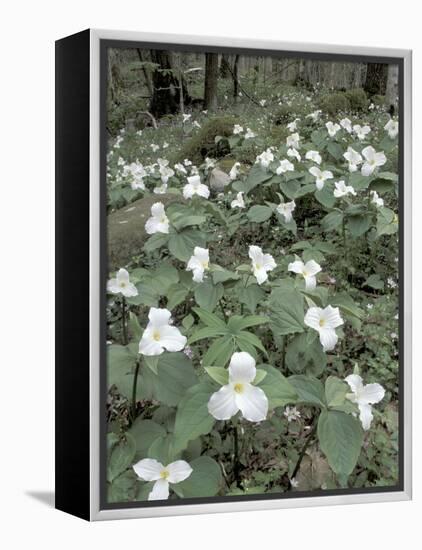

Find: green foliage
<box><xmin>318</xmin><ymin>92</ymin><xmax>351</xmax><ymax>116</ymax></box>
<box><xmin>345</xmin><ymin>88</ymin><xmax>368</xmax><ymax>111</ymax></box>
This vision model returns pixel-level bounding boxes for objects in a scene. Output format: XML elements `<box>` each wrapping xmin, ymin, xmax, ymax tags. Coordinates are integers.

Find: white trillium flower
<box><xmin>371</xmin><ymin>190</ymin><xmax>384</xmax><ymax>207</ymax></box>
<box><xmin>151</xmin><ymin>144</ymin><xmax>160</xmax><ymax>152</ymax></box>
<box><xmin>326</xmin><ymin>121</ymin><xmax>340</xmax><ymax>137</ymax></box>
<box><xmin>277</xmin><ymin>200</ymin><xmax>296</xmax><ymax>223</ymax></box>
<box><xmin>183</xmin><ymin>175</ymin><xmax>210</xmax><ymax>199</ymax></box>
<box><xmin>361</xmin><ymin>146</ymin><xmax>387</xmax><ymax>176</ymax></box>
<box><xmin>304</xmin><ymin>305</ymin><xmax>344</xmax><ymax>352</ymax></box>
<box><xmin>182</xmin><ymin>113</ymin><xmax>192</xmax><ymax>123</ymax></box>
<box><xmin>133</xmin><ymin>458</ymin><xmax>192</xmax><ymax>501</ymax></box>
<box><xmin>288</xmin><ymin>259</ymin><xmax>321</xmax><ymax>290</ymax></box>
<box><xmin>231</xmin><ymin>191</ymin><xmax>245</xmax><ymax>209</ymax></box>
<box><xmin>138</xmin><ymin>308</ymin><xmax>187</xmax><ymax>356</ymax></box>
<box><xmin>107</xmin><ymin>268</ymin><xmax>138</xmax><ymax>298</ymax></box>
<box><xmin>345</xmin><ymin>374</ymin><xmax>385</xmax><ymax>430</ymax></box>
<box><xmin>186</xmin><ymin>247</ymin><xmax>209</xmax><ymax>283</ymax></box>
<box><xmin>249</xmin><ymin>245</ymin><xmax>276</xmax><ymax>285</ymax></box>
<box><xmin>340</xmin><ymin>118</ymin><xmax>353</xmax><ymax>133</ymax></box>
<box><xmin>184</xmin><ymin>159</ymin><xmax>192</xmax><ymax>166</ymax></box>
<box><xmin>174</xmin><ymin>162</ymin><xmax>187</xmax><ymax>175</ymax></box>
<box><xmin>244</xmin><ymin>128</ymin><xmax>256</xmax><ymax>139</ymax></box>
<box><xmin>193</xmin><ymin>120</ymin><xmax>201</xmax><ymax>128</ymax></box>
<box><xmin>309</xmin><ymin>166</ymin><xmax>334</xmax><ymax>190</ymax></box>
<box><xmin>153</xmin><ymin>183</ymin><xmax>168</xmax><ymax>194</ymax></box>
<box><xmin>233</xmin><ymin>124</ymin><xmax>244</xmax><ymax>135</ymax></box>
<box><xmin>306</xmin><ymin>110</ymin><xmax>321</xmax><ymax>122</ymax></box>
<box><xmin>287</xmin><ymin>119</ymin><xmax>299</xmax><ymax>132</ymax></box>
<box><xmin>145</xmin><ymin>202</ymin><xmax>169</xmax><ymax>235</ymax></box>
<box><xmin>343</xmin><ymin>146</ymin><xmax>363</xmax><ymax>173</ymax></box>
<box><xmin>286</xmin><ymin>133</ymin><xmax>300</xmax><ymax>149</ymax></box>
<box><xmin>204</xmin><ymin>157</ymin><xmax>216</xmax><ymax>170</ymax></box>
<box><xmin>259</xmin><ymin>99</ymin><xmax>266</xmax><ymax>107</ymax></box>
<box><xmin>256</xmin><ymin>148</ymin><xmax>274</xmax><ymax>168</ymax></box>
<box><xmin>207</xmin><ymin>352</ymin><xmax>269</xmax><ymax>422</ymax></box>
<box><xmin>333</xmin><ymin>180</ymin><xmax>357</xmax><ymax>198</ymax></box>
<box><xmin>384</xmin><ymin>119</ymin><xmax>399</xmax><ymax>139</ymax></box>
<box><xmin>229</xmin><ymin>162</ymin><xmax>241</xmax><ymax>181</ymax></box>
<box><xmin>353</xmin><ymin>124</ymin><xmax>371</xmax><ymax>140</ymax></box>
<box><xmin>276</xmin><ymin>159</ymin><xmax>295</xmax><ymax>174</ymax></box>
<box><xmin>287</xmin><ymin>148</ymin><xmax>301</xmax><ymax>162</ymax></box>
<box><xmin>305</xmin><ymin>150</ymin><xmax>322</xmax><ymax>164</ymax></box>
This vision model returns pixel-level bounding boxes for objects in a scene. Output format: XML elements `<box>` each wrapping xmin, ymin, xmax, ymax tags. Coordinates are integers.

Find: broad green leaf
<box><xmin>173</xmin><ymin>456</ymin><xmax>222</xmax><ymax>498</ymax></box>
<box><xmin>236</xmin><ymin>330</ymin><xmax>267</xmax><ymax>355</ymax></box>
<box><xmin>317</xmin><ymin>410</ymin><xmax>363</xmax><ymax>476</ymax></box>
<box><xmin>173</xmin><ymin>383</ymin><xmax>216</xmax><ymax>452</ymax></box>
<box><xmin>204</xmin><ymin>366</ymin><xmax>229</xmax><ymax>385</ymax></box>
<box><xmin>227</xmin><ymin>315</ymin><xmax>269</xmax><ymax>333</ymax></box>
<box><xmin>188</xmin><ymin>326</ymin><xmax>227</xmax><ymax>345</ymax></box>
<box><xmin>194</xmin><ymin>280</ymin><xmax>224</xmax><ymax>311</ymax></box>
<box><xmin>322</xmin><ymin>210</ymin><xmax>343</xmax><ymax>231</ymax></box>
<box><xmin>247</xmin><ymin>205</ymin><xmax>273</xmax><ymax>223</ymax></box>
<box><xmin>315</xmin><ymin>186</ymin><xmax>335</xmax><ymax>208</ymax></box>
<box><xmin>166</xmin><ymin>283</ymin><xmax>189</xmax><ymax>310</ymax></box>
<box><xmin>108</xmin><ymin>433</ymin><xmax>136</xmax><ymax>482</ymax></box>
<box><xmin>143</xmin><ymin>355</ymin><xmax>159</xmax><ymax>375</ymax></box>
<box><xmin>243</xmin><ymin>164</ymin><xmax>273</xmax><ymax>193</ymax></box>
<box><xmin>347</xmin><ymin>213</ymin><xmax>372</xmax><ymax>237</ymax></box>
<box><xmin>289</xmin><ymin>375</ymin><xmax>326</xmax><ymax>408</ymax></box>
<box><xmin>108</xmin><ymin>470</ymin><xmax>137</xmax><ymax>503</ymax></box>
<box><xmin>325</xmin><ymin>376</ymin><xmax>349</xmax><ymax>408</ymax></box>
<box><xmin>143</xmin><ymin>232</ymin><xmax>169</xmax><ymax>253</ymax></box>
<box><xmin>364</xmin><ymin>273</ymin><xmax>384</xmax><ymax>290</ymax></box>
<box><xmin>168</xmin><ymin>228</ymin><xmax>206</xmax><ymax>261</ymax></box>
<box><xmin>211</xmin><ymin>268</ymin><xmax>240</xmax><ymax>284</ymax></box>
<box><xmin>257</xmin><ymin>364</ymin><xmax>297</xmax><ymax>409</ymax></box>
<box><xmin>237</xmin><ymin>284</ymin><xmax>266</xmax><ymax>314</ymax></box>
<box><xmin>202</xmin><ymin>336</ymin><xmax>236</xmax><ymax>367</ymax></box>
<box><xmin>269</xmin><ymin>287</ymin><xmax>305</xmax><ymax>336</ymax></box>
<box><xmin>327</xmin><ymin>141</ymin><xmax>343</xmax><ymax>160</ymax></box>
<box><xmin>285</xmin><ymin>333</ymin><xmax>327</xmax><ymax>376</ymax></box>
<box><xmin>129</xmin><ymin>419</ymin><xmax>166</xmax><ymax>456</ymax></box>
<box><xmin>280</xmin><ymin>179</ymin><xmax>300</xmax><ymax>199</ymax></box>
<box><xmin>377</xmin><ymin>207</ymin><xmax>398</xmax><ymax>236</ymax></box>
<box><xmin>253</xmin><ymin>369</ymin><xmax>267</xmax><ymax>385</ymax></box>
<box><xmin>192</xmin><ymin>307</ymin><xmax>226</xmax><ymax>329</ymax></box>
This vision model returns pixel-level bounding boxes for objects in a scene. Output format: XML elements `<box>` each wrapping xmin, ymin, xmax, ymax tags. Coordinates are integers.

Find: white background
<box><xmin>0</xmin><ymin>1</ymin><xmax>419</xmax><ymax>548</ymax></box>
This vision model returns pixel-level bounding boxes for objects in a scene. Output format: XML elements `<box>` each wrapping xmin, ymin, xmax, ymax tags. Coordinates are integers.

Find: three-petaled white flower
<box><xmin>277</xmin><ymin>200</ymin><xmax>296</xmax><ymax>223</ymax></box>
<box><xmin>287</xmin><ymin>119</ymin><xmax>299</xmax><ymax>132</ymax></box>
<box><xmin>384</xmin><ymin>119</ymin><xmax>398</xmax><ymax>139</ymax></box>
<box><xmin>340</xmin><ymin>118</ymin><xmax>353</xmax><ymax>133</ymax></box>
<box><xmin>231</xmin><ymin>191</ymin><xmax>245</xmax><ymax>209</ymax></box>
<box><xmin>233</xmin><ymin>124</ymin><xmax>243</xmax><ymax>135</ymax></box>
<box><xmin>186</xmin><ymin>247</ymin><xmax>209</xmax><ymax>283</ymax></box>
<box><xmin>371</xmin><ymin>190</ymin><xmax>384</xmax><ymax>207</ymax></box>
<box><xmin>133</xmin><ymin>458</ymin><xmax>192</xmax><ymax>500</ymax></box>
<box><xmin>333</xmin><ymin>180</ymin><xmax>357</xmax><ymax>198</ymax></box>
<box><xmin>245</xmin><ymin>128</ymin><xmax>256</xmax><ymax>139</ymax></box>
<box><xmin>174</xmin><ymin>162</ymin><xmax>187</xmax><ymax>175</ymax></box>
<box><xmin>182</xmin><ymin>113</ymin><xmax>192</xmax><ymax>123</ymax></box>
<box><xmin>287</xmin><ymin>148</ymin><xmax>301</xmax><ymax>162</ymax></box>
<box><xmin>284</xmin><ymin>406</ymin><xmax>301</xmax><ymax>422</ymax></box>
<box><xmin>343</xmin><ymin>147</ymin><xmax>363</xmax><ymax>172</ymax></box>
<box><xmin>326</xmin><ymin>121</ymin><xmax>340</xmax><ymax>137</ymax></box>
<box><xmin>309</xmin><ymin>166</ymin><xmax>334</xmax><ymax>190</ymax></box>
<box><xmin>288</xmin><ymin>259</ymin><xmax>321</xmax><ymax>290</ymax></box>
<box><xmin>345</xmin><ymin>374</ymin><xmax>385</xmax><ymax>430</ymax></box>
<box><xmin>286</xmin><ymin>133</ymin><xmax>300</xmax><ymax>149</ymax></box>
<box><xmin>183</xmin><ymin>175</ymin><xmax>210</xmax><ymax>199</ymax></box>
<box><xmin>276</xmin><ymin>159</ymin><xmax>294</xmax><ymax>174</ymax></box>
<box><xmin>107</xmin><ymin>268</ymin><xmax>138</xmax><ymax>298</ymax></box>
<box><xmin>145</xmin><ymin>202</ymin><xmax>169</xmax><ymax>234</ymax></box>
<box><xmin>353</xmin><ymin>124</ymin><xmax>371</xmax><ymax>140</ymax></box>
<box><xmin>207</xmin><ymin>352</ymin><xmax>269</xmax><ymax>422</ymax></box>
<box><xmin>229</xmin><ymin>162</ymin><xmax>241</xmax><ymax>181</ymax></box>
<box><xmin>249</xmin><ymin>245</ymin><xmax>276</xmax><ymax>284</ymax></box>
<box><xmin>305</xmin><ymin>150</ymin><xmax>322</xmax><ymax>165</ymax></box>
<box><xmin>361</xmin><ymin>146</ymin><xmax>387</xmax><ymax>176</ymax></box>
<box><xmin>138</xmin><ymin>308</ymin><xmax>187</xmax><ymax>356</ymax></box>
<box><xmin>304</xmin><ymin>306</ymin><xmax>344</xmax><ymax>352</ymax></box>
<box><xmin>256</xmin><ymin>148</ymin><xmax>274</xmax><ymax>168</ymax></box>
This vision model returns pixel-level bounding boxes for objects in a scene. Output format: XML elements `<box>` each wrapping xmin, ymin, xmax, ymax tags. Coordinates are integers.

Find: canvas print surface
<box><xmin>104</xmin><ymin>45</ymin><xmax>400</xmax><ymax>506</ymax></box>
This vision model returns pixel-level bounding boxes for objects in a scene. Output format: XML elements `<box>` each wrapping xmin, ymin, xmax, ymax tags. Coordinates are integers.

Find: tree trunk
<box><xmin>136</xmin><ymin>49</ymin><xmax>153</xmax><ymax>96</ymax></box>
<box><xmin>233</xmin><ymin>55</ymin><xmax>240</xmax><ymax>99</ymax></box>
<box><xmin>364</xmin><ymin>63</ymin><xmax>388</xmax><ymax>96</ymax></box>
<box><xmin>149</xmin><ymin>50</ymin><xmax>191</xmax><ymax>118</ymax></box>
<box><xmin>204</xmin><ymin>53</ymin><xmax>219</xmax><ymax>111</ymax></box>
<box><xmin>220</xmin><ymin>54</ymin><xmax>231</xmax><ymax>78</ymax></box>
<box><xmin>385</xmin><ymin>64</ymin><xmax>399</xmax><ymax>113</ymax></box>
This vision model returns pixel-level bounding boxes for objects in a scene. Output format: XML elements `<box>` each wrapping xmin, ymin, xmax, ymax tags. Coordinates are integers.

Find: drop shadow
<box><xmin>26</xmin><ymin>491</ymin><xmax>55</xmax><ymax>508</ymax></box>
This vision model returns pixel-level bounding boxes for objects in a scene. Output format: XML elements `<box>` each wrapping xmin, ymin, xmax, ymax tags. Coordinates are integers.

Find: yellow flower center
<box><xmin>234</xmin><ymin>383</ymin><xmax>244</xmax><ymax>394</ymax></box>
<box><xmin>120</xmin><ymin>281</ymin><xmax>127</xmax><ymax>287</ymax></box>
<box><xmin>201</xmin><ymin>260</ymin><xmax>209</xmax><ymax>269</ymax></box>
<box><xmin>319</xmin><ymin>319</ymin><xmax>325</xmax><ymax>327</ymax></box>
<box><xmin>152</xmin><ymin>330</ymin><xmax>161</xmax><ymax>341</ymax></box>
<box><xmin>255</xmin><ymin>263</ymin><xmax>262</xmax><ymax>270</ymax></box>
<box><xmin>160</xmin><ymin>469</ymin><xmax>169</xmax><ymax>479</ymax></box>
<box><xmin>302</xmin><ymin>270</ymin><xmax>308</xmax><ymax>277</ymax></box>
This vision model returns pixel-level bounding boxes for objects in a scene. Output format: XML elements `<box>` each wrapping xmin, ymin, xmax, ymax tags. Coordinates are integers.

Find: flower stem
<box><xmin>288</xmin><ymin>417</ymin><xmax>318</xmax><ymax>489</ymax></box>
<box><xmin>131</xmin><ymin>360</ymin><xmax>140</xmax><ymax>423</ymax></box>
<box><xmin>121</xmin><ymin>296</ymin><xmax>128</xmax><ymax>345</ymax></box>
<box><xmin>342</xmin><ymin>216</ymin><xmax>348</xmax><ymax>280</ymax></box>
<box><xmin>219</xmin><ymin>299</ymin><xmax>228</xmax><ymax>322</ymax></box>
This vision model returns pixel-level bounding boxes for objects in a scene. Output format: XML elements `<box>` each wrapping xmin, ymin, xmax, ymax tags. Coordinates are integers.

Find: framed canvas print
<box><xmin>55</xmin><ymin>29</ymin><xmax>412</xmax><ymax>521</ymax></box>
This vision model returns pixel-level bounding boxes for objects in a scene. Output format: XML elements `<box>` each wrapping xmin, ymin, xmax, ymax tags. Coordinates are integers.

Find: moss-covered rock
<box><xmin>108</xmin><ymin>193</ymin><xmax>180</xmax><ymax>270</ymax></box>
<box><xmin>318</xmin><ymin>92</ymin><xmax>351</xmax><ymax>116</ymax></box>
<box><xmin>345</xmin><ymin>88</ymin><xmax>368</xmax><ymax>112</ymax></box>
<box><xmin>171</xmin><ymin>115</ymin><xmax>236</xmax><ymax>165</ymax></box>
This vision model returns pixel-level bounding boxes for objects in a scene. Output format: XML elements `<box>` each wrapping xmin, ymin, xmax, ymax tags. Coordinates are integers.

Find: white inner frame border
<box><xmin>89</xmin><ymin>28</ymin><xmax>412</xmax><ymax>521</ymax></box>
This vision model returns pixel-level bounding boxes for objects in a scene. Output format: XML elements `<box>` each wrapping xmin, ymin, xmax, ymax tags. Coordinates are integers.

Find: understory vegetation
<box><xmin>106</xmin><ymin>49</ymin><xmax>399</xmax><ymax>503</ymax></box>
